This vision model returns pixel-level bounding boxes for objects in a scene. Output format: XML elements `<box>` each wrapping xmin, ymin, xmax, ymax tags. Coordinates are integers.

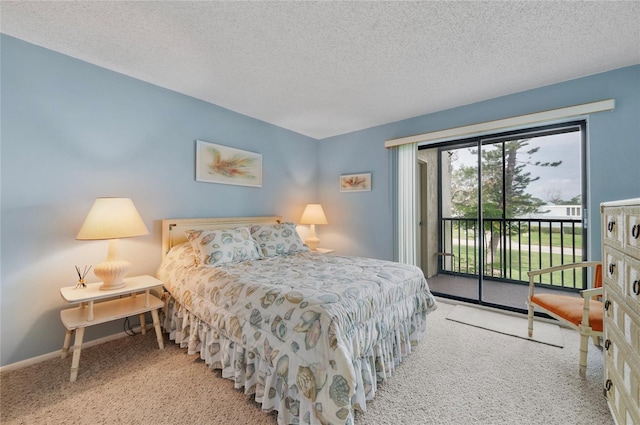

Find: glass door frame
<box><xmin>429</xmin><ymin>120</ymin><xmax>587</xmax><ymax>310</ymax></box>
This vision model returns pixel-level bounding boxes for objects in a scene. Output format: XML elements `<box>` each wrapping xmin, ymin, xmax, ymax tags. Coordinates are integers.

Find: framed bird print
<box><xmin>196</xmin><ymin>140</ymin><xmax>262</xmax><ymax>187</ymax></box>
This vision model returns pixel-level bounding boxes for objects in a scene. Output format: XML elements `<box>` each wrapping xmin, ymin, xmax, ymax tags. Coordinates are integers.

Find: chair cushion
<box><xmin>531</xmin><ymin>294</ymin><xmax>603</xmax><ymax>332</ymax></box>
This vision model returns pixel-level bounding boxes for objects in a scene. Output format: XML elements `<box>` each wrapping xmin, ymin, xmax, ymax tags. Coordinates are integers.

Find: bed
<box><xmin>156</xmin><ymin>216</ymin><xmax>437</xmax><ymax>425</ymax></box>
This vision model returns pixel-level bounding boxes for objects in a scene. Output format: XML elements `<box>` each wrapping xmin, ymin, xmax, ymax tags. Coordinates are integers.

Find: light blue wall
<box><xmin>0</xmin><ymin>35</ymin><xmax>318</xmax><ymax>366</ymax></box>
<box><xmin>319</xmin><ymin>65</ymin><xmax>640</xmax><ymax>261</ymax></box>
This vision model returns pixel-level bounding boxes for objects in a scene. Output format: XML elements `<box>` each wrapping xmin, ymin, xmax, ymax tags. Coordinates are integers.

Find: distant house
<box><xmin>530</xmin><ymin>205</ymin><xmax>582</xmax><ymax>220</ymax></box>
<box><xmin>525</xmin><ymin>205</ymin><xmax>582</xmax><ymax>232</ymax></box>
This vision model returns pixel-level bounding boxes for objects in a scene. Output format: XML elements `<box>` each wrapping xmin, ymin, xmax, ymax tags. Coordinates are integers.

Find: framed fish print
<box><xmin>196</xmin><ymin>140</ymin><xmax>262</xmax><ymax>187</ymax></box>
<box><xmin>340</xmin><ymin>172</ymin><xmax>371</xmax><ymax>192</ymax></box>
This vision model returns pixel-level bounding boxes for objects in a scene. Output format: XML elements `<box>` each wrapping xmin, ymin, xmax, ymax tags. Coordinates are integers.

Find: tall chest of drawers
<box><xmin>602</xmin><ymin>198</ymin><xmax>640</xmax><ymax>424</ymax></box>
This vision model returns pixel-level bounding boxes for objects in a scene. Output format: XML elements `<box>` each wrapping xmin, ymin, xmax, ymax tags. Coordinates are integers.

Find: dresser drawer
<box><xmin>604</xmin><ymin>357</ymin><xmax>623</xmax><ymax>424</ymax></box>
<box><xmin>605</xmin><ymin>350</ymin><xmax>640</xmax><ymax>425</ymax></box>
<box><xmin>605</xmin><ymin>359</ymin><xmax>640</xmax><ymax>425</ymax></box>
<box><xmin>604</xmin><ymin>288</ymin><xmax>620</xmax><ymax>329</ymax></box>
<box><xmin>609</xmin><ymin>322</ymin><xmax>640</xmax><ymax>397</ymax></box>
<box><xmin>605</xmin><ymin>246</ymin><xmax>627</xmax><ymax>298</ymax></box>
<box><xmin>625</xmin><ymin>206</ymin><xmax>640</xmax><ymax>259</ymax></box>
<box><xmin>615</xmin><ymin>349</ymin><xmax>640</xmax><ymax>425</ymax></box>
<box><xmin>615</xmin><ymin>299</ymin><xmax>640</xmax><ymax>362</ymax></box>
<box><xmin>626</xmin><ymin>255</ymin><xmax>640</xmax><ymax>316</ymax></box>
<box><xmin>604</xmin><ymin>206</ymin><xmax>625</xmax><ymax>250</ymax></box>
<box><xmin>604</xmin><ymin>295</ymin><xmax>640</xmax><ymax>362</ymax></box>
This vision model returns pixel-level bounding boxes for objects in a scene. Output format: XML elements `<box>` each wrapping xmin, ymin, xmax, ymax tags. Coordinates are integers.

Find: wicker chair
<box><xmin>527</xmin><ymin>261</ymin><xmax>603</xmax><ymax>375</ymax></box>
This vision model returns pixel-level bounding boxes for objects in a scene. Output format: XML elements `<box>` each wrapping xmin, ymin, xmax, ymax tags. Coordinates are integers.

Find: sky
<box><xmin>448</xmin><ymin>131</ymin><xmax>581</xmax><ymax>204</ymax></box>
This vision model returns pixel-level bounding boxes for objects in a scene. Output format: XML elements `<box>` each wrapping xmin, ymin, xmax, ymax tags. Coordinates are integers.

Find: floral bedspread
<box><xmin>157</xmin><ymin>245</ymin><xmax>437</xmax><ymax>425</ymax></box>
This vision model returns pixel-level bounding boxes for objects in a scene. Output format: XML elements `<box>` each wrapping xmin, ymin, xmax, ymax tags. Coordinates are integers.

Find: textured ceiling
<box><xmin>1</xmin><ymin>1</ymin><xmax>639</xmax><ymax>139</ymax></box>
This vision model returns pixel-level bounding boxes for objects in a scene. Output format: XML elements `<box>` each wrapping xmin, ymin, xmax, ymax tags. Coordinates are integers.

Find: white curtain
<box><xmin>396</xmin><ymin>143</ymin><xmax>419</xmax><ymax>266</ymax></box>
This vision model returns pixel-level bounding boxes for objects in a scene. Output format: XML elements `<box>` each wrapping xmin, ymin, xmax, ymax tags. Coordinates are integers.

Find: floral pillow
<box><xmin>249</xmin><ymin>222</ymin><xmax>309</xmax><ymax>257</ymax></box>
<box><xmin>184</xmin><ymin>227</ymin><xmax>263</xmax><ymax>267</ymax></box>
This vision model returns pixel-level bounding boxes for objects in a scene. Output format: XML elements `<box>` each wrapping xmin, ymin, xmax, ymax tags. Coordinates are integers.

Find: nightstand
<box><xmin>59</xmin><ymin>275</ymin><xmax>164</xmax><ymax>382</ymax></box>
<box><xmin>315</xmin><ymin>248</ymin><xmax>335</xmax><ymax>254</ymax></box>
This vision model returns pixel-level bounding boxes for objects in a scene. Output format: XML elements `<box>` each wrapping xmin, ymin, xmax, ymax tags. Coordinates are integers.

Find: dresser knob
<box><xmin>604</xmin><ymin>379</ymin><xmax>613</xmax><ymax>397</ymax></box>
<box><xmin>609</xmin><ymin>263</ymin><xmax>616</xmax><ymax>275</ymax></box>
<box><xmin>608</xmin><ymin>221</ymin><xmax>616</xmax><ymax>232</ymax></box>
<box><xmin>605</xmin><ymin>300</ymin><xmax>611</xmax><ymax>311</ymax></box>
<box><xmin>632</xmin><ymin>224</ymin><xmax>640</xmax><ymax>239</ymax></box>
<box><xmin>633</xmin><ymin>280</ymin><xmax>640</xmax><ymax>296</ymax></box>
<box><xmin>605</xmin><ymin>339</ymin><xmax>611</xmax><ymax>351</ymax></box>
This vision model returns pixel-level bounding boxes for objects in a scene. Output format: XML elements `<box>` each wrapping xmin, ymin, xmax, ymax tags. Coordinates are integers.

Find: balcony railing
<box><xmin>440</xmin><ymin>217</ymin><xmax>585</xmax><ymax>291</ymax></box>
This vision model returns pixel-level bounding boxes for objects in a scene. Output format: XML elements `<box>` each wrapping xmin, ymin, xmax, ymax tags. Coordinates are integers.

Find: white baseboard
<box><xmin>0</xmin><ymin>325</ymin><xmax>150</xmax><ymax>373</ymax></box>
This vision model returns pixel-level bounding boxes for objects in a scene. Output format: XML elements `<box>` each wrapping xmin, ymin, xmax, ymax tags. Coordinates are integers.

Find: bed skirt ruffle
<box><xmin>162</xmin><ymin>294</ymin><xmax>429</xmax><ymax>425</ymax></box>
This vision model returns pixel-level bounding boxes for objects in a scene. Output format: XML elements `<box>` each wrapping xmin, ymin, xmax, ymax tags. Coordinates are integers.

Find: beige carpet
<box><xmin>0</xmin><ymin>301</ymin><xmax>612</xmax><ymax>425</ymax></box>
<box><xmin>446</xmin><ymin>304</ymin><xmax>564</xmax><ymax>348</ymax></box>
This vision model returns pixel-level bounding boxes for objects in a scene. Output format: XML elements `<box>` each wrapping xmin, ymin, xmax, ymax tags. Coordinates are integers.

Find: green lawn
<box><xmin>516</xmin><ymin>230</ymin><xmax>582</xmax><ymax>249</ymax></box>
<box><xmin>452</xmin><ymin>229</ymin><xmax>582</xmax><ymax>248</ymax></box>
<box><xmin>446</xmin><ymin>224</ymin><xmax>585</xmax><ymax>288</ymax></box>
<box><xmin>448</xmin><ymin>245</ymin><xmax>585</xmax><ymax>288</ymax></box>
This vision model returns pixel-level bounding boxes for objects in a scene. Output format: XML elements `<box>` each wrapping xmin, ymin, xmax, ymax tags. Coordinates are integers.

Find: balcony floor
<box><xmin>425</xmin><ymin>273</ymin><xmax>579</xmax><ymax>312</ymax></box>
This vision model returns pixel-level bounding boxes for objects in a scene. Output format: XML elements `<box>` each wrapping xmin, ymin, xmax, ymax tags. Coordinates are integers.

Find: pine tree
<box><xmin>451</xmin><ymin>139</ymin><xmax>561</xmax><ymax>269</ymax></box>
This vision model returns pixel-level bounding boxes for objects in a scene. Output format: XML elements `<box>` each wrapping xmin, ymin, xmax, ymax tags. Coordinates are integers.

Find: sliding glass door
<box><xmin>427</xmin><ymin>121</ymin><xmax>586</xmax><ymax>310</ymax></box>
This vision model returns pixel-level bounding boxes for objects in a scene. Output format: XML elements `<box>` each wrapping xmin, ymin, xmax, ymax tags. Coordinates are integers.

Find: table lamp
<box><xmin>76</xmin><ymin>197</ymin><xmax>149</xmax><ymax>290</ymax></box>
<box><xmin>299</xmin><ymin>203</ymin><xmax>328</xmax><ymax>251</ymax></box>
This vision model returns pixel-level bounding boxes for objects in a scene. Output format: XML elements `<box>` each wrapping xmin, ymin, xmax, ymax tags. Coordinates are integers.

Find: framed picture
<box><xmin>196</xmin><ymin>140</ymin><xmax>262</xmax><ymax>187</ymax></box>
<box><xmin>340</xmin><ymin>172</ymin><xmax>371</xmax><ymax>192</ymax></box>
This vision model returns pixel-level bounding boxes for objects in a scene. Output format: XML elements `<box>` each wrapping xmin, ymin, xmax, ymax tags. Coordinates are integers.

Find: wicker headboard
<box><xmin>161</xmin><ymin>216</ymin><xmax>282</xmax><ymax>258</ymax></box>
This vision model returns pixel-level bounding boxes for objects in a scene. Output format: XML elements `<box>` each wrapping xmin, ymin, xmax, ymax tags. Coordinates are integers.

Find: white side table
<box><xmin>59</xmin><ymin>275</ymin><xmax>164</xmax><ymax>382</ymax></box>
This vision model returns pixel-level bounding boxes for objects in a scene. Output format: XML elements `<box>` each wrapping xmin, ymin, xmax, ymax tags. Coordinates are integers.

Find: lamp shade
<box><xmin>299</xmin><ymin>204</ymin><xmax>328</xmax><ymax>225</ymax></box>
<box><xmin>76</xmin><ymin>197</ymin><xmax>149</xmax><ymax>240</ymax></box>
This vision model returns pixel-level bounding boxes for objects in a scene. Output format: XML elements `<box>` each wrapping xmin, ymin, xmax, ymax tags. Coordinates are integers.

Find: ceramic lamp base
<box><xmin>94</xmin><ymin>259</ymin><xmax>130</xmax><ymax>290</ymax></box>
<box><xmin>305</xmin><ymin>236</ymin><xmax>320</xmax><ymax>251</ymax></box>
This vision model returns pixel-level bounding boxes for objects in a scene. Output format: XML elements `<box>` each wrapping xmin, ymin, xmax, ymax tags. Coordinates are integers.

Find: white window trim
<box><xmin>385</xmin><ymin>99</ymin><xmax>614</xmax><ymax>148</ymax></box>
